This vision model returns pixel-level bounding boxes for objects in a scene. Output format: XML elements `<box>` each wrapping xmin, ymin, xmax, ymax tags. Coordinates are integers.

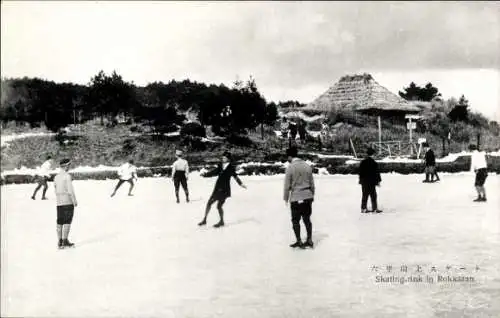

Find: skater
<box><xmin>470</xmin><ymin>144</ymin><xmax>488</xmax><ymax>202</ymax></box>
<box><xmin>283</xmin><ymin>146</ymin><xmax>315</xmax><ymax>249</ymax></box>
<box><xmin>198</xmin><ymin>151</ymin><xmax>247</xmax><ymax>228</ymax></box>
<box><xmin>31</xmin><ymin>155</ymin><xmax>53</xmax><ymax>200</ymax></box>
<box><xmin>422</xmin><ymin>143</ymin><xmax>439</xmax><ymax>182</ymax></box>
<box><xmin>111</xmin><ymin>160</ymin><xmax>138</xmax><ymax>197</ymax></box>
<box><xmin>54</xmin><ymin>158</ymin><xmax>78</xmax><ymax>249</ymax></box>
<box><xmin>172</xmin><ymin>150</ymin><xmax>190</xmax><ymax>203</ymax></box>
<box><xmin>359</xmin><ymin>147</ymin><xmax>382</xmax><ymax>213</ymax></box>
<box><xmin>289</xmin><ymin>121</ymin><xmax>298</xmax><ymax>145</ymax></box>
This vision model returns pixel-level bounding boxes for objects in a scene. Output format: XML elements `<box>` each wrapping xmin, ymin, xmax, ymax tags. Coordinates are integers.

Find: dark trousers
<box><xmin>32</xmin><ymin>176</ymin><xmax>49</xmax><ymax>198</ymax></box>
<box><xmin>290</xmin><ymin>199</ymin><xmax>313</xmax><ymax>242</ymax></box>
<box><xmin>425</xmin><ymin>166</ymin><xmax>439</xmax><ymax>181</ymax></box>
<box><xmin>173</xmin><ymin>171</ymin><xmax>189</xmax><ymax>200</ymax></box>
<box><xmin>361</xmin><ymin>184</ymin><xmax>377</xmax><ymax>210</ymax></box>
<box><xmin>113</xmin><ymin>179</ymin><xmax>134</xmax><ymax>194</ymax></box>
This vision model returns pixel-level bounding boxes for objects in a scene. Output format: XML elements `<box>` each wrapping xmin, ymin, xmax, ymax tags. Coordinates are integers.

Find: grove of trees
<box><xmin>0</xmin><ymin>71</ymin><xmax>279</xmax><ymax>136</ymax></box>
<box><xmin>399</xmin><ymin>82</ymin><xmax>498</xmax><ymax>153</ymax></box>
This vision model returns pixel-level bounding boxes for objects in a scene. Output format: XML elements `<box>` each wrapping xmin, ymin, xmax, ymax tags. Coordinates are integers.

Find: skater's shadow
<box><xmin>76</xmin><ymin>232</ymin><xmax>120</xmax><ymax>247</ymax></box>
<box><xmin>224</xmin><ymin>217</ymin><xmax>261</xmax><ymax>227</ymax></box>
<box><xmin>314</xmin><ymin>232</ymin><xmax>329</xmax><ymax>245</ymax></box>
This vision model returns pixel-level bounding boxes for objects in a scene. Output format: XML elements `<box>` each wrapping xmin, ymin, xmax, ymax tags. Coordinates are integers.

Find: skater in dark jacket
<box><xmin>359</xmin><ymin>147</ymin><xmax>382</xmax><ymax>213</ymax></box>
<box><xmin>422</xmin><ymin>143</ymin><xmax>439</xmax><ymax>182</ymax></box>
<box><xmin>198</xmin><ymin>151</ymin><xmax>247</xmax><ymax>227</ymax></box>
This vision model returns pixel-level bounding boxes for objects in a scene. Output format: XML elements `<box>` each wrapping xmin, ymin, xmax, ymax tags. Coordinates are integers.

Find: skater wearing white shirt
<box><xmin>31</xmin><ymin>155</ymin><xmax>54</xmax><ymax>200</ymax></box>
<box><xmin>54</xmin><ymin>158</ymin><xmax>77</xmax><ymax>249</ymax></box>
<box><xmin>172</xmin><ymin>150</ymin><xmax>190</xmax><ymax>203</ymax></box>
<box><xmin>469</xmin><ymin>144</ymin><xmax>488</xmax><ymax>202</ymax></box>
<box><xmin>111</xmin><ymin>160</ymin><xmax>138</xmax><ymax>197</ymax></box>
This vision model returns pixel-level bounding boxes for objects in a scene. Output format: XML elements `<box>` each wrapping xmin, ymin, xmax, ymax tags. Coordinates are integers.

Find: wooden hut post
<box><xmin>377</xmin><ymin>115</ymin><xmax>382</xmax><ymax>153</ymax></box>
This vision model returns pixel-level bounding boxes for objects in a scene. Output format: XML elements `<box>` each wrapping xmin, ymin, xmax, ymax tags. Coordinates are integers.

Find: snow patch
<box><xmin>1</xmin><ymin>132</ymin><xmax>55</xmax><ymax>148</ymax></box>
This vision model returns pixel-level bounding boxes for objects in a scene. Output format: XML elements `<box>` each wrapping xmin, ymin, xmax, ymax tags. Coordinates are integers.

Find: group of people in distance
<box><xmin>420</xmin><ymin>142</ymin><xmax>489</xmax><ymax>202</ymax></box>
<box><xmin>30</xmin><ymin>141</ymin><xmax>490</xmax><ymax>250</ymax></box>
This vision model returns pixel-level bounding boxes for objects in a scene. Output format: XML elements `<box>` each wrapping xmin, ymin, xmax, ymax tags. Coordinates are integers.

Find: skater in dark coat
<box><xmin>422</xmin><ymin>143</ymin><xmax>439</xmax><ymax>182</ymax></box>
<box><xmin>358</xmin><ymin>147</ymin><xmax>382</xmax><ymax>213</ymax></box>
<box><xmin>198</xmin><ymin>151</ymin><xmax>247</xmax><ymax>228</ymax></box>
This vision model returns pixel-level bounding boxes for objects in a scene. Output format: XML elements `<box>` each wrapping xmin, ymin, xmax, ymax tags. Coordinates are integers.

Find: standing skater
<box><xmin>422</xmin><ymin>143</ymin><xmax>439</xmax><ymax>183</ymax></box>
<box><xmin>172</xmin><ymin>150</ymin><xmax>190</xmax><ymax>203</ymax></box>
<box><xmin>110</xmin><ymin>160</ymin><xmax>138</xmax><ymax>197</ymax></box>
<box><xmin>283</xmin><ymin>146</ymin><xmax>315</xmax><ymax>249</ymax></box>
<box><xmin>470</xmin><ymin>144</ymin><xmax>488</xmax><ymax>202</ymax></box>
<box><xmin>31</xmin><ymin>155</ymin><xmax>54</xmax><ymax>200</ymax></box>
<box><xmin>359</xmin><ymin>147</ymin><xmax>382</xmax><ymax>213</ymax></box>
<box><xmin>198</xmin><ymin>151</ymin><xmax>247</xmax><ymax>228</ymax></box>
<box><xmin>54</xmin><ymin>158</ymin><xmax>78</xmax><ymax>249</ymax></box>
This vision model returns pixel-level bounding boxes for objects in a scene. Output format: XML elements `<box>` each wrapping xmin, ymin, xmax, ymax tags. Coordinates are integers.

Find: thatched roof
<box><xmin>303</xmin><ymin>73</ymin><xmax>420</xmax><ymax>114</ymax></box>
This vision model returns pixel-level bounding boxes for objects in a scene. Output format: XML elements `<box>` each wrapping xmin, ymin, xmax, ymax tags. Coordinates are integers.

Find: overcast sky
<box><xmin>1</xmin><ymin>1</ymin><xmax>499</xmax><ymax>120</ymax></box>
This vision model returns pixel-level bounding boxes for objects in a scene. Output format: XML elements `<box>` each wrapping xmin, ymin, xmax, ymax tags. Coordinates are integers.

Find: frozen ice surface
<box><xmin>1</xmin><ymin>174</ymin><xmax>499</xmax><ymax>317</ymax></box>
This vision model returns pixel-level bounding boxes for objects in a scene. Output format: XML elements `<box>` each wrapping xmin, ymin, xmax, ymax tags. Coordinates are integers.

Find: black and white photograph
<box><xmin>1</xmin><ymin>1</ymin><xmax>499</xmax><ymax>317</ymax></box>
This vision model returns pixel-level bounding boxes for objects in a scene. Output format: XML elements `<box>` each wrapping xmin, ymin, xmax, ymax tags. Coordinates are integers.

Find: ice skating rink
<box><xmin>1</xmin><ymin>173</ymin><xmax>499</xmax><ymax>317</ymax></box>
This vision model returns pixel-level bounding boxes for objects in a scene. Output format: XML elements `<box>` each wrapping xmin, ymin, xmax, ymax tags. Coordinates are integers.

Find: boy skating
<box><xmin>54</xmin><ymin>159</ymin><xmax>78</xmax><ymax>249</ymax></box>
<box><xmin>31</xmin><ymin>155</ymin><xmax>53</xmax><ymax>200</ymax></box>
<box><xmin>198</xmin><ymin>151</ymin><xmax>247</xmax><ymax>228</ymax></box>
<box><xmin>111</xmin><ymin>160</ymin><xmax>138</xmax><ymax>197</ymax></box>
<box><xmin>283</xmin><ymin>146</ymin><xmax>315</xmax><ymax>249</ymax></box>
<box><xmin>172</xmin><ymin>150</ymin><xmax>190</xmax><ymax>203</ymax></box>
<box><xmin>359</xmin><ymin>147</ymin><xmax>382</xmax><ymax>213</ymax></box>
<box><xmin>469</xmin><ymin>144</ymin><xmax>488</xmax><ymax>202</ymax></box>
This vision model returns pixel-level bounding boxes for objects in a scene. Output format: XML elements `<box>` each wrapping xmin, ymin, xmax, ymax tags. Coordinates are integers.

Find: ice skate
<box><xmin>290</xmin><ymin>241</ymin><xmax>304</xmax><ymax>249</ymax></box>
<box><xmin>303</xmin><ymin>240</ymin><xmax>314</xmax><ymax>249</ymax></box>
<box><xmin>213</xmin><ymin>221</ymin><xmax>225</xmax><ymax>228</ymax></box>
<box><xmin>63</xmin><ymin>239</ymin><xmax>75</xmax><ymax>248</ymax></box>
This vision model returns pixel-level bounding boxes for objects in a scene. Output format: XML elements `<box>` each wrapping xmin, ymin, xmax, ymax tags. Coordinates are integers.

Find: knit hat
<box><xmin>366</xmin><ymin>147</ymin><xmax>376</xmax><ymax>156</ymax></box>
<box><xmin>175</xmin><ymin>150</ymin><xmax>183</xmax><ymax>156</ymax></box>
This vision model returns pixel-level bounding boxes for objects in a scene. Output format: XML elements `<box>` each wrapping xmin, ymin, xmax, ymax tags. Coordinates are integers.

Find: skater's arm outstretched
<box><xmin>231</xmin><ymin>166</ymin><xmax>246</xmax><ymax>189</ymax></box>
<box><xmin>203</xmin><ymin>165</ymin><xmax>221</xmax><ymax>178</ymax></box>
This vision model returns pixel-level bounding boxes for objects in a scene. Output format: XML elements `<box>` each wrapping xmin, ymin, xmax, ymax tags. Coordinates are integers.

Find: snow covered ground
<box><xmin>1</xmin><ymin>174</ymin><xmax>499</xmax><ymax>317</ymax></box>
<box><xmin>1</xmin><ymin>132</ymin><xmax>55</xmax><ymax>148</ymax></box>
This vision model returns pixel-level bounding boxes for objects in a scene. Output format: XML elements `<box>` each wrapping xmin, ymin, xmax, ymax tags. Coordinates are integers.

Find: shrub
<box><xmin>226</xmin><ymin>133</ymin><xmax>254</xmax><ymax>147</ymax></box>
<box><xmin>122</xmin><ymin>138</ymin><xmax>135</xmax><ymax>152</ymax></box>
<box><xmin>180</xmin><ymin>135</ymin><xmax>207</xmax><ymax>151</ymax></box>
<box><xmin>180</xmin><ymin>122</ymin><xmax>206</xmax><ymax>138</ymax></box>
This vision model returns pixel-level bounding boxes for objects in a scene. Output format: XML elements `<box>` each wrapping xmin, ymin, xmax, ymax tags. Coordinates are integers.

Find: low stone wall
<box><xmin>1</xmin><ymin>155</ymin><xmax>498</xmax><ymax>185</ymax></box>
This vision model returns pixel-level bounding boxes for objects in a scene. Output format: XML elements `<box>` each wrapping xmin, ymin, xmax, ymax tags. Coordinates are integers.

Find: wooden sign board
<box><xmin>407</xmin><ymin>122</ymin><xmax>417</xmax><ymax>129</ymax></box>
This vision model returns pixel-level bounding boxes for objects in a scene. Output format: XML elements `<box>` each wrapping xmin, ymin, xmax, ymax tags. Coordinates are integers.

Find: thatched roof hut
<box><xmin>303</xmin><ymin>73</ymin><xmax>421</xmax><ymax>116</ymax></box>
